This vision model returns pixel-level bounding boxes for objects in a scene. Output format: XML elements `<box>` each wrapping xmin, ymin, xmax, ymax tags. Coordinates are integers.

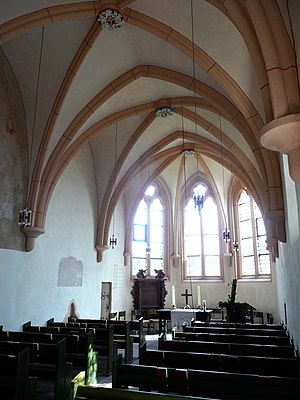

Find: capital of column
<box><xmin>260</xmin><ymin>114</ymin><xmax>300</xmax><ymax>183</ymax></box>
<box><xmin>95</xmin><ymin>244</ymin><xmax>110</xmax><ymax>263</ymax></box>
<box><xmin>23</xmin><ymin>226</ymin><xmax>45</xmax><ymax>252</ymax></box>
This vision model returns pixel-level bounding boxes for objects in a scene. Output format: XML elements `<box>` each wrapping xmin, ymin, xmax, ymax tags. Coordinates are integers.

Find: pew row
<box><xmin>170</xmin><ymin>330</ymin><xmax>295</xmax><ymax>358</ymax></box>
<box><xmin>0</xmin><ymin>339</ymin><xmax>66</xmax><ymax>400</ymax></box>
<box><xmin>0</xmin><ymin>327</ymin><xmax>97</xmax><ymax>389</ymax></box>
<box><xmin>191</xmin><ymin>319</ymin><xmax>286</xmax><ymax>330</ymax></box>
<box><xmin>113</xmin><ymin>354</ymin><xmax>300</xmax><ymax>399</ymax></box>
<box><xmin>142</xmin><ymin>347</ymin><xmax>299</xmax><ymax>377</ymax></box>
<box><xmin>0</xmin><ymin>348</ymin><xmax>37</xmax><ymax>400</ymax></box>
<box><xmin>182</xmin><ymin>325</ymin><xmax>292</xmax><ymax>346</ymax></box>
<box><xmin>185</xmin><ymin>322</ymin><xmax>289</xmax><ymax>337</ymax></box>
<box><xmin>73</xmin><ymin>386</ymin><xmax>211</xmax><ymax>400</ymax></box>
<box><xmin>67</xmin><ymin>317</ymin><xmax>146</xmax><ymax>359</ymax></box>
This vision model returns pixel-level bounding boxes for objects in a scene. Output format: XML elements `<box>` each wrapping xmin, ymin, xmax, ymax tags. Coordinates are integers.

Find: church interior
<box><xmin>1</xmin><ymin>0</ymin><xmax>300</xmax><ymax>398</ymax></box>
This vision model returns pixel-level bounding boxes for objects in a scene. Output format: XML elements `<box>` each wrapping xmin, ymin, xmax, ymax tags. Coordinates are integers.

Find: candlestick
<box><xmin>171</xmin><ymin>285</ymin><xmax>176</xmax><ymax>307</ymax></box>
<box><xmin>202</xmin><ymin>299</ymin><xmax>206</xmax><ymax>311</ymax></box>
<box><xmin>197</xmin><ymin>285</ymin><xmax>201</xmax><ymax>307</ymax></box>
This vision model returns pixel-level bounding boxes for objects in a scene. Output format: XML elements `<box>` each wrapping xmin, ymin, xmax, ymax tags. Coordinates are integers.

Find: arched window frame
<box><xmin>127</xmin><ymin>181</ymin><xmax>170</xmax><ymax>279</ymax></box>
<box><xmin>232</xmin><ymin>185</ymin><xmax>271</xmax><ymax>281</ymax></box>
<box><xmin>181</xmin><ymin>177</ymin><xmax>224</xmax><ymax>282</ymax></box>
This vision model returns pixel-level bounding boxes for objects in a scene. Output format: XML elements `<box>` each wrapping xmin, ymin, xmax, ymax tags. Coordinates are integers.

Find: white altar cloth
<box><xmin>171</xmin><ymin>309</ymin><xmax>198</xmax><ymax>330</ymax></box>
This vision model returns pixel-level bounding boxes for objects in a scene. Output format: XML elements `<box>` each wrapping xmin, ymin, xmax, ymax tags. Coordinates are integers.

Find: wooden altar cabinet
<box><xmin>131</xmin><ymin>278</ymin><xmax>167</xmax><ymax>318</ymax></box>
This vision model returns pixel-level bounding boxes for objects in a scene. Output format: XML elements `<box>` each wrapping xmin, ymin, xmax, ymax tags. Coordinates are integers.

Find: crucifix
<box><xmin>181</xmin><ymin>288</ymin><xmax>192</xmax><ymax>309</ymax></box>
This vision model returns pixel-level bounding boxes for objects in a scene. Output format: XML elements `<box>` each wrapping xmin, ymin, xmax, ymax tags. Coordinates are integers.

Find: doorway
<box><xmin>101</xmin><ymin>282</ymin><xmax>112</xmax><ymax>320</ymax></box>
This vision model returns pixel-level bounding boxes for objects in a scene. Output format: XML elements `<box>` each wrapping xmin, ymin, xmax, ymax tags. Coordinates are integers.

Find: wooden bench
<box><xmin>0</xmin><ymin>338</ymin><xmax>67</xmax><ymax>400</ymax></box>
<box><xmin>107</xmin><ymin>319</ymin><xmax>145</xmax><ymax>359</ymax></box>
<box><xmin>67</xmin><ymin>318</ymin><xmax>106</xmax><ymax>328</ymax></box>
<box><xmin>191</xmin><ymin>319</ymin><xmax>286</xmax><ymax>331</ymax></box>
<box><xmin>165</xmin><ymin>335</ymin><xmax>295</xmax><ymax>358</ymax></box>
<box><xmin>113</xmin><ymin>354</ymin><xmax>300</xmax><ymax>399</ymax></box>
<box><xmin>105</xmin><ymin>321</ymin><xmax>133</xmax><ymax>364</ymax></box>
<box><xmin>185</xmin><ymin>322</ymin><xmax>289</xmax><ymax>337</ymax></box>
<box><xmin>0</xmin><ymin>328</ymin><xmax>96</xmax><ymax>386</ymax></box>
<box><xmin>73</xmin><ymin>385</ymin><xmax>208</xmax><ymax>400</ymax></box>
<box><xmin>0</xmin><ymin>348</ymin><xmax>37</xmax><ymax>400</ymax></box>
<box><xmin>177</xmin><ymin>327</ymin><xmax>291</xmax><ymax>346</ymax></box>
<box><xmin>92</xmin><ymin>325</ymin><xmax>117</xmax><ymax>376</ymax></box>
<box><xmin>147</xmin><ymin>345</ymin><xmax>298</xmax><ymax>377</ymax></box>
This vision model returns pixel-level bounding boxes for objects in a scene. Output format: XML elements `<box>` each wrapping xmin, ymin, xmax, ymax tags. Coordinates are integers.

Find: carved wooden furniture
<box><xmin>131</xmin><ymin>278</ymin><xmax>167</xmax><ymax>319</ymax></box>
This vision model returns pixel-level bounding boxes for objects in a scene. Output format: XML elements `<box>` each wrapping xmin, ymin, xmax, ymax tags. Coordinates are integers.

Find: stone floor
<box><xmin>37</xmin><ymin>334</ymin><xmax>160</xmax><ymax>399</ymax></box>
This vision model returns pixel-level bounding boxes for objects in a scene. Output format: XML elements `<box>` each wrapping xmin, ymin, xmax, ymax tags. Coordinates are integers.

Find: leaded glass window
<box><xmin>132</xmin><ymin>185</ymin><xmax>165</xmax><ymax>277</ymax></box>
<box><xmin>237</xmin><ymin>190</ymin><xmax>271</xmax><ymax>278</ymax></box>
<box><xmin>183</xmin><ymin>183</ymin><xmax>222</xmax><ymax>280</ymax></box>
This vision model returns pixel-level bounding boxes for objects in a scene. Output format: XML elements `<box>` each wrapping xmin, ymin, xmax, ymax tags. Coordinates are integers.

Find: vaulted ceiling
<box><xmin>1</xmin><ymin>0</ymin><xmax>299</xmax><ymax>259</ymax></box>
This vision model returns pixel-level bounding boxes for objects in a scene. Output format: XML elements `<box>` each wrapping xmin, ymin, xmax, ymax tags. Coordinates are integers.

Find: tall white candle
<box><xmin>172</xmin><ymin>285</ymin><xmax>175</xmax><ymax>305</ymax></box>
<box><xmin>197</xmin><ymin>285</ymin><xmax>201</xmax><ymax>306</ymax></box>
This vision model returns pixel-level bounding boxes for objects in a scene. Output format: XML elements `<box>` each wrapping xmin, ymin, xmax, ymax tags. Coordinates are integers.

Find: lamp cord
<box><xmin>27</xmin><ymin>27</ymin><xmax>45</xmax><ymax>203</ymax></box>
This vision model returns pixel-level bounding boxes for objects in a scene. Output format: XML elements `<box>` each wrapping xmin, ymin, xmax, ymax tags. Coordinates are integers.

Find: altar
<box><xmin>171</xmin><ymin>309</ymin><xmax>212</xmax><ymax>330</ymax></box>
<box><xmin>156</xmin><ymin>308</ymin><xmax>212</xmax><ymax>334</ymax></box>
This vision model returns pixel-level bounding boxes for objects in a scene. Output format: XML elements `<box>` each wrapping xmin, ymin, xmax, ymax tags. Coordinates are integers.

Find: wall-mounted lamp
<box><xmin>223</xmin><ymin>228</ymin><xmax>231</xmax><ymax>243</ymax></box>
<box><xmin>233</xmin><ymin>241</ymin><xmax>239</xmax><ymax>252</ymax></box>
<box><xmin>18</xmin><ymin>207</ymin><xmax>32</xmax><ymax>228</ymax></box>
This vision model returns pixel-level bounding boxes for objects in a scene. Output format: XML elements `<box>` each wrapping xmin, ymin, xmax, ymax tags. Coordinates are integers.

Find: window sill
<box><xmin>182</xmin><ymin>278</ymin><xmax>224</xmax><ymax>283</ymax></box>
<box><xmin>237</xmin><ymin>277</ymin><xmax>272</xmax><ymax>283</ymax></box>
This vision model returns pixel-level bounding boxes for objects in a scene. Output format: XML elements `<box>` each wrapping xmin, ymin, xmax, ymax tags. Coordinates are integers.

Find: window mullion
<box><xmin>250</xmin><ymin>197</ymin><xmax>259</xmax><ymax>277</ymax></box>
<box><xmin>146</xmin><ymin>201</ymin><xmax>151</xmax><ymax>271</ymax></box>
<box><xmin>200</xmin><ymin>210</ymin><xmax>205</xmax><ymax>278</ymax></box>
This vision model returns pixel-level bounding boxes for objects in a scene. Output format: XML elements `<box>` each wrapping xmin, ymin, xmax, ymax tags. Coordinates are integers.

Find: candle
<box><xmin>172</xmin><ymin>285</ymin><xmax>176</xmax><ymax>306</ymax></box>
<box><xmin>197</xmin><ymin>285</ymin><xmax>201</xmax><ymax>307</ymax></box>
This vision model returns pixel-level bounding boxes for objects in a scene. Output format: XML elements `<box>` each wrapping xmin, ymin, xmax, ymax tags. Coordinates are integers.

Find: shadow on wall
<box><xmin>63</xmin><ymin>299</ymin><xmax>80</xmax><ymax>322</ymax></box>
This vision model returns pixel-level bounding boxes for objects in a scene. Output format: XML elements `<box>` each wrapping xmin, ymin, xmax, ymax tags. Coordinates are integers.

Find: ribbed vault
<box><xmin>1</xmin><ymin>0</ymin><xmax>299</xmax><ymax>259</ymax></box>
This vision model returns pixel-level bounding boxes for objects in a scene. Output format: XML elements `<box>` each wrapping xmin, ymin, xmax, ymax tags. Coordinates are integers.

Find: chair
<box><xmin>211</xmin><ymin>307</ymin><xmax>224</xmax><ymax>321</ymax></box>
<box><xmin>267</xmin><ymin>312</ymin><xmax>274</xmax><ymax>324</ymax></box>
<box><xmin>253</xmin><ymin>311</ymin><xmax>264</xmax><ymax>324</ymax></box>
<box><xmin>109</xmin><ymin>312</ymin><xmax>117</xmax><ymax>320</ymax></box>
<box><xmin>118</xmin><ymin>311</ymin><xmax>126</xmax><ymax>321</ymax></box>
<box><xmin>148</xmin><ymin>308</ymin><xmax>160</xmax><ymax>334</ymax></box>
<box><xmin>131</xmin><ymin>310</ymin><xmax>140</xmax><ymax>320</ymax></box>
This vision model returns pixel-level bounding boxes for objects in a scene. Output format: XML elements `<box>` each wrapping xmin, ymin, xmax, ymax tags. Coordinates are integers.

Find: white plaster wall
<box><xmin>0</xmin><ymin>145</ymin><xmax>125</xmax><ymax>330</ymax></box>
<box><xmin>164</xmin><ymin>258</ymin><xmax>278</xmax><ymax>323</ymax></box>
<box><xmin>275</xmin><ymin>156</ymin><xmax>300</xmax><ymax>352</ymax></box>
<box><xmin>99</xmin><ymin>197</ymin><xmax>134</xmax><ymax>318</ymax></box>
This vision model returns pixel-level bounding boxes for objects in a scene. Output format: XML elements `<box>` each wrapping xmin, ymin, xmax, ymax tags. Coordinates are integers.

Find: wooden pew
<box><xmin>107</xmin><ymin>319</ymin><xmax>145</xmax><ymax>360</ymax></box>
<box><xmin>67</xmin><ymin>318</ymin><xmax>106</xmax><ymax>328</ymax></box>
<box><xmin>92</xmin><ymin>325</ymin><xmax>117</xmax><ymax>376</ymax></box>
<box><xmin>0</xmin><ymin>348</ymin><xmax>37</xmax><ymax>400</ymax></box>
<box><xmin>113</xmin><ymin>354</ymin><xmax>300</xmax><ymax>399</ymax></box>
<box><xmin>69</xmin><ymin>317</ymin><xmax>146</xmax><ymax>357</ymax></box>
<box><xmin>143</xmin><ymin>346</ymin><xmax>298</xmax><ymax>377</ymax></box>
<box><xmin>177</xmin><ymin>327</ymin><xmax>291</xmax><ymax>346</ymax></box>
<box><xmin>0</xmin><ymin>328</ymin><xmax>96</xmax><ymax>386</ymax></box>
<box><xmin>162</xmin><ymin>335</ymin><xmax>295</xmax><ymax>358</ymax></box>
<box><xmin>109</xmin><ymin>321</ymin><xmax>133</xmax><ymax>363</ymax></box>
<box><xmin>0</xmin><ymin>339</ymin><xmax>67</xmax><ymax>400</ymax></box>
<box><xmin>191</xmin><ymin>319</ymin><xmax>286</xmax><ymax>331</ymax></box>
<box><xmin>74</xmin><ymin>385</ymin><xmax>209</xmax><ymax>400</ymax></box>
<box><xmin>191</xmin><ymin>320</ymin><xmax>288</xmax><ymax>336</ymax></box>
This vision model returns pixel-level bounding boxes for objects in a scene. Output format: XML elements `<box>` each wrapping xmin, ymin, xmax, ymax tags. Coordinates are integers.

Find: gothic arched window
<box><xmin>235</xmin><ymin>190</ymin><xmax>271</xmax><ymax>278</ymax></box>
<box><xmin>183</xmin><ymin>182</ymin><xmax>223</xmax><ymax>281</ymax></box>
<box><xmin>131</xmin><ymin>185</ymin><xmax>167</xmax><ymax>277</ymax></box>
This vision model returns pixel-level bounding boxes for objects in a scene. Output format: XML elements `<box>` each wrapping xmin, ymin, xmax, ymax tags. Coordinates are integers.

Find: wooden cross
<box><xmin>181</xmin><ymin>289</ymin><xmax>192</xmax><ymax>307</ymax></box>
